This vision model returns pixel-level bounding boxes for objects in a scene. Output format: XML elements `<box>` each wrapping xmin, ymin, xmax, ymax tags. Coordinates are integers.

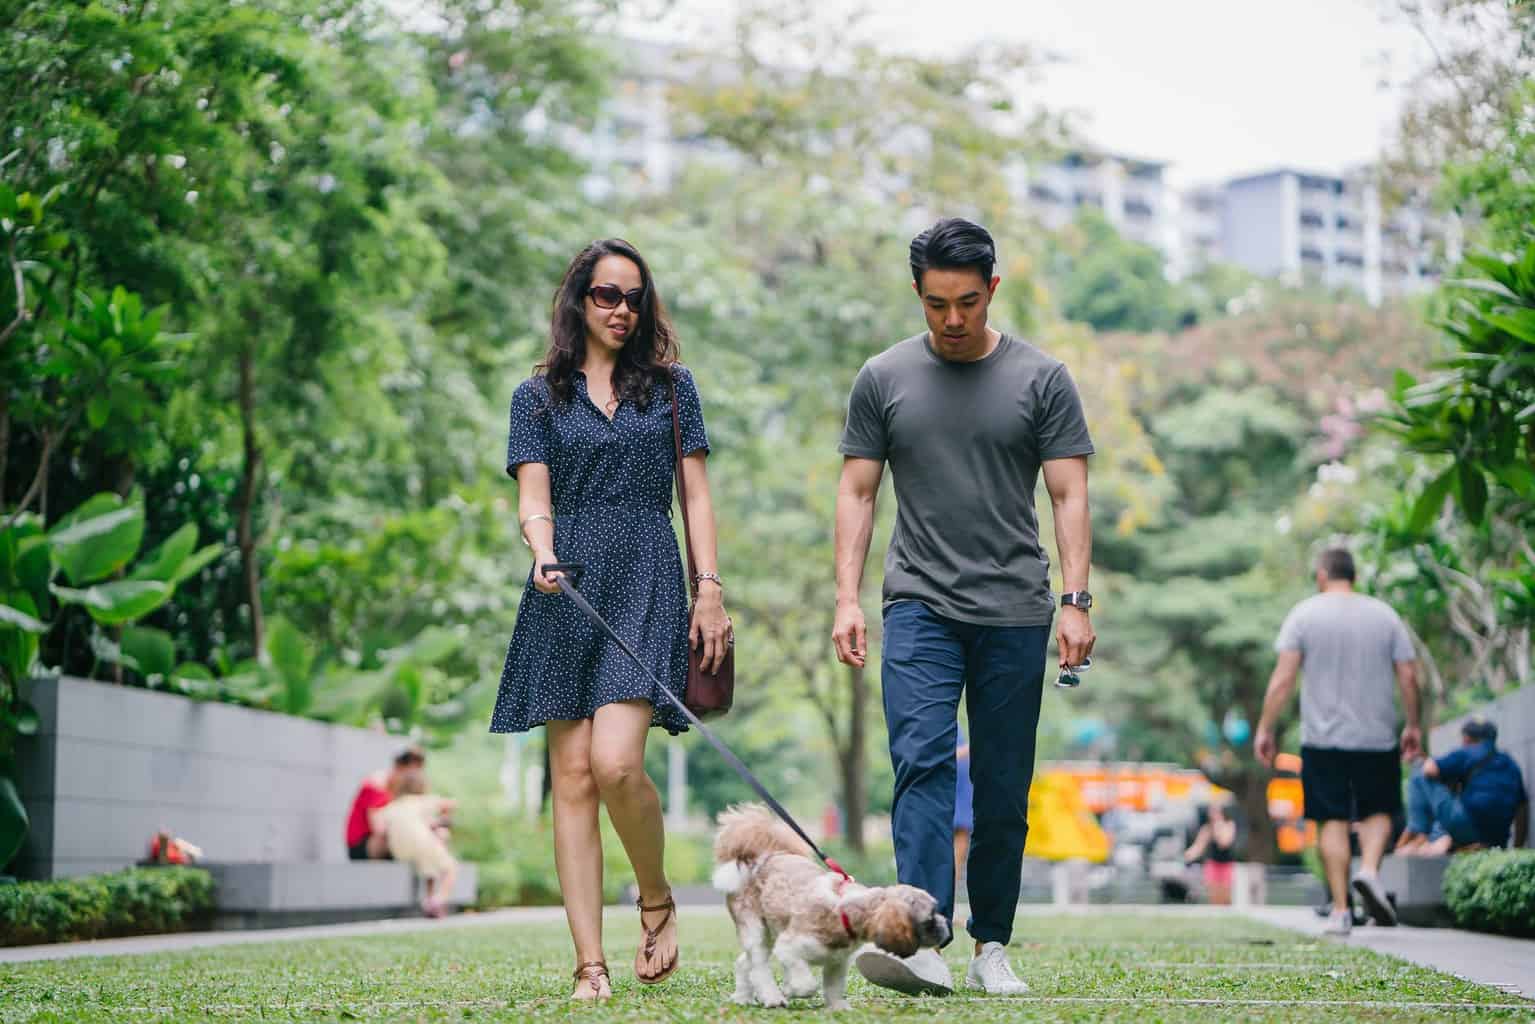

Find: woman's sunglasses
<box><xmin>587</xmin><ymin>284</ymin><xmax>646</xmax><ymax>313</ymax></box>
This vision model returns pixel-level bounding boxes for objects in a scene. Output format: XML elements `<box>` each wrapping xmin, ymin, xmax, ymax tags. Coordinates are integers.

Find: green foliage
<box><xmin>0</xmin><ymin>866</ymin><xmax>214</xmax><ymax>947</ymax></box>
<box><xmin>1382</xmin><ymin>244</ymin><xmax>1535</xmax><ymax>532</ymax></box>
<box><xmin>1052</xmin><ymin>209</ymin><xmax>1188</xmax><ymax>333</ymax></box>
<box><xmin>1443</xmin><ymin>848</ymin><xmax>1535</xmax><ymax>938</ymax></box>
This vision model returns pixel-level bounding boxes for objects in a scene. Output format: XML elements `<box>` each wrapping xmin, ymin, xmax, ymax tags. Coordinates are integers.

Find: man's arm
<box><xmin>1041</xmin><ymin>455</ymin><xmax>1094</xmax><ymax>669</ymax></box>
<box><xmin>832</xmin><ymin>457</ymin><xmax>884</xmax><ymax>667</ymax></box>
<box><xmin>1395</xmin><ymin>660</ymin><xmax>1422</xmax><ymax>760</ymax></box>
<box><xmin>1254</xmin><ymin>650</ymin><xmax>1302</xmax><ymax>767</ymax></box>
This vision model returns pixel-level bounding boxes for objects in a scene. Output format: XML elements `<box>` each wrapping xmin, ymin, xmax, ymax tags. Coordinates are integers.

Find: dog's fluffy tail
<box><xmin>711</xmin><ymin>803</ymin><xmax>814</xmax><ymax>895</ymax></box>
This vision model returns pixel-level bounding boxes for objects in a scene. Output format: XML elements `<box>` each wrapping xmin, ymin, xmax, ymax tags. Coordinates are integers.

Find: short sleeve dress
<box><xmin>489</xmin><ymin>364</ymin><xmax>709</xmax><ymax>736</ymax></box>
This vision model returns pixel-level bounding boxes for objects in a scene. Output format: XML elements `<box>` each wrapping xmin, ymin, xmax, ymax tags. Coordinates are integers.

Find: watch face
<box><xmin>1066</xmin><ymin>592</ymin><xmax>1092</xmax><ymax>609</ymax></box>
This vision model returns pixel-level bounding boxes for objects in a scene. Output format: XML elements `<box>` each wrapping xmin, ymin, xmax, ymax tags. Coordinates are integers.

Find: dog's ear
<box><xmin>868</xmin><ymin>892</ymin><xmax>920</xmax><ymax>959</ymax></box>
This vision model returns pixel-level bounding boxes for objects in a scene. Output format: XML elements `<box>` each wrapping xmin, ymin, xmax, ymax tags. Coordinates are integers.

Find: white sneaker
<box><xmin>1323</xmin><ymin>909</ymin><xmax>1353</xmax><ymax>936</ymax></box>
<box><xmin>1352</xmin><ymin>873</ymin><xmax>1398</xmax><ymax>926</ymax></box>
<box><xmin>854</xmin><ymin>946</ymin><xmax>953</xmax><ymax>996</ymax></box>
<box><xmin>965</xmin><ymin>941</ymin><xmax>1030</xmax><ymax>995</ymax></box>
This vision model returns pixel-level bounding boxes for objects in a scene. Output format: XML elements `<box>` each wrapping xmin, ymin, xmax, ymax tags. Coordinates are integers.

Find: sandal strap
<box><xmin>636</xmin><ymin>893</ymin><xmax>676</xmax><ymax>915</ymax></box>
<box><xmin>572</xmin><ymin>960</ymin><xmax>609</xmax><ymax>981</ymax></box>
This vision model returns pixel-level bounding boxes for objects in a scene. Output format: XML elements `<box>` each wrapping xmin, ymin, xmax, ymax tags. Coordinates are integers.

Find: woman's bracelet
<box><xmin>519</xmin><ymin>512</ymin><xmax>553</xmax><ymax>549</ymax></box>
<box><xmin>693</xmin><ymin>572</ymin><xmax>723</xmax><ymax>590</ymax></box>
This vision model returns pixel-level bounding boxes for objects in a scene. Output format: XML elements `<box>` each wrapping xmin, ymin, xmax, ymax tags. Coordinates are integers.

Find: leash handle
<box><xmin>539</xmin><ymin>562</ymin><xmax>584</xmax><ymax>584</ymax></box>
<box><xmin>552</xmin><ymin>574</ymin><xmax>846</xmax><ymax>878</ymax></box>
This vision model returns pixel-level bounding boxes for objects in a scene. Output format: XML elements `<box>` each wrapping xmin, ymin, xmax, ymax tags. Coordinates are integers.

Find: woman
<box><xmin>490</xmin><ymin>238</ymin><xmax>731</xmax><ymax>1001</ymax></box>
<box><xmin>1183</xmin><ymin>801</ymin><xmax>1239</xmax><ymax>905</ymax></box>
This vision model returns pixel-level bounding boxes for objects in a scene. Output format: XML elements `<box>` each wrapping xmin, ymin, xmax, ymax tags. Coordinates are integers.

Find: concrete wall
<box><xmin>15</xmin><ymin>676</ymin><xmax>402</xmax><ymax>880</ymax></box>
<box><xmin>1431</xmin><ymin>685</ymin><xmax>1534</xmax><ymax>849</ymax></box>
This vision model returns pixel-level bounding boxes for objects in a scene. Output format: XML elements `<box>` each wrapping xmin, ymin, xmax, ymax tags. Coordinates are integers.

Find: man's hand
<box><xmin>1254</xmin><ymin>727</ymin><xmax>1278</xmax><ymax>768</ymax></box>
<box><xmin>1057</xmin><ymin>606</ymin><xmax>1095</xmax><ymax>669</ymax></box>
<box><xmin>832</xmin><ymin>599</ymin><xmax>867</xmax><ymax>668</ymax></box>
<box><xmin>1400</xmin><ymin>725</ymin><xmax>1423</xmax><ymax>762</ymax></box>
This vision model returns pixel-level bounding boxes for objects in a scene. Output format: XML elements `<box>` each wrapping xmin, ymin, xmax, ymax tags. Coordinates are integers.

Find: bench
<box><xmin>204</xmin><ymin>862</ymin><xmax>478</xmax><ymax>930</ymax></box>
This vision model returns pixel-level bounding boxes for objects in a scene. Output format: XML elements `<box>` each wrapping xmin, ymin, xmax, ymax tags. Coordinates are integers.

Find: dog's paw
<box><xmin>731</xmin><ymin>991</ymin><xmax>758</xmax><ymax>1006</ymax></box>
<box><xmin>825</xmin><ymin>998</ymin><xmax>851</xmax><ymax>1012</ymax></box>
<box><xmin>759</xmin><ymin>989</ymin><xmax>788</xmax><ymax>1009</ymax></box>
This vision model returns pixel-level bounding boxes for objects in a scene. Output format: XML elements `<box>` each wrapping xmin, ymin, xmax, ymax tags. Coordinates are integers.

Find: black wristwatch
<box><xmin>1061</xmin><ymin>591</ymin><xmax>1093</xmax><ymax>612</ymax></box>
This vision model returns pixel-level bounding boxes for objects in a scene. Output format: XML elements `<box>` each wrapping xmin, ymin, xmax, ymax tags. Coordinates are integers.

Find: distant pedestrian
<box><xmin>1254</xmin><ymin>547</ymin><xmax>1420</xmax><ymax>934</ymax></box>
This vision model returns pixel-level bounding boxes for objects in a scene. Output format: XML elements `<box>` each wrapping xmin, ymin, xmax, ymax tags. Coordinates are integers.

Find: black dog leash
<box><xmin>544</xmin><ymin>562</ymin><xmax>851</xmax><ymax>880</ymax></box>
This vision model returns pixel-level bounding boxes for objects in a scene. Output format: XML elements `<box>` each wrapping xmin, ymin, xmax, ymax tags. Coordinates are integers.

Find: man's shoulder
<box><xmin>862</xmin><ymin>333</ymin><xmax>930</xmax><ymax>375</ymax></box>
<box><xmin>999</xmin><ymin>334</ymin><xmax>1064</xmax><ymax>371</ymax></box>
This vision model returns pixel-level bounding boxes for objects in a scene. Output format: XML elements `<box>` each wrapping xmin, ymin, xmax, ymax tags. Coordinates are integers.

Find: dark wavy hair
<box><xmin>537</xmin><ymin>238</ymin><xmax>679</xmax><ymax>408</ymax></box>
<box><xmin>909</xmin><ymin>217</ymin><xmax>996</xmax><ymax>287</ymax></box>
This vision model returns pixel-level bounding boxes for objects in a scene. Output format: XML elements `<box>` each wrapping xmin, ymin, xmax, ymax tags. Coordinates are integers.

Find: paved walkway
<box><xmin>1245</xmin><ymin>906</ymin><xmax>1535</xmax><ymax>1001</ymax></box>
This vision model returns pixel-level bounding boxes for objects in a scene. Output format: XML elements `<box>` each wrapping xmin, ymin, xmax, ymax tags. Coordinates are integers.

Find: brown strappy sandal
<box><xmin>634</xmin><ymin>892</ymin><xmax>679</xmax><ymax>985</ymax></box>
<box><xmin>571</xmin><ymin>959</ymin><xmax>610</xmax><ymax>1001</ymax></box>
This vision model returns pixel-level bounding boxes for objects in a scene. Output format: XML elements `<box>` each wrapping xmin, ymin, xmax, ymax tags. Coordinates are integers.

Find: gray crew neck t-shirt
<box><xmin>839</xmin><ymin>332</ymin><xmax>1095</xmax><ymax>626</ymax></box>
<box><xmin>1274</xmin><ymin>592</ymin><xmax>1416</xmax><ymax>751</ymax></box>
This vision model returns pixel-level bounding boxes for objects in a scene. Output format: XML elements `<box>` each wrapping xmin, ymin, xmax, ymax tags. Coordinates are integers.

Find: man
<box><xmin>1399</xmin><ymin>717</ymin><xmax>1528</xmax><ymax>855</ymax></box>
<box><xmin>1254</xmin><ymin>548</ymin><xmax>1421</xmax><ymax>934</ymax></box>
<box><xmin>832</xmin><ymin>218</ymin><xmax>1095</xmax><ymax>996</ymax></box>
<box><xmin>345</xmin><ymin>745</ymin><xmax>426</xmax><ymax>860</ymax></box>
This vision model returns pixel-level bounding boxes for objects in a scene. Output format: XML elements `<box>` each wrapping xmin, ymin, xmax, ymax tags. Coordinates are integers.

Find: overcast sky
<box><xmin>621</xmin><ymin>0</ymin><xmax>1429</xmax><ymax>187</ymax></box>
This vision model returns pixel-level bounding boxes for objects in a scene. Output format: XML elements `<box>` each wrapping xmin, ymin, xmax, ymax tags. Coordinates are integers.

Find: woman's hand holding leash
<box><xmin>532</xmin><ymin>549</ymin><xmax>565</xmax><ymax>593</ymax></box>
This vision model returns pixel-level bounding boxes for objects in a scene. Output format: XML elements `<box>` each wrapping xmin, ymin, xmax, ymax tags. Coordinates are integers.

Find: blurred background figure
<box><xmin>1183</xmin><ymin>801</ymin><xmax>1239</xmax><ymax>905</ymax></box>
<box><xmin>1399</xmin><ymin>718</ymin><xmax>1528</xmax><ymax>856</ymax></box>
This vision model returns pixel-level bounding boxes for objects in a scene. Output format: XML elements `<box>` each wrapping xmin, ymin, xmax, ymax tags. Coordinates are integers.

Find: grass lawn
<box><xmin>1</xmin><ymin>908</ymin><xmax>1528</xmax><ymax>1023</ymax></box>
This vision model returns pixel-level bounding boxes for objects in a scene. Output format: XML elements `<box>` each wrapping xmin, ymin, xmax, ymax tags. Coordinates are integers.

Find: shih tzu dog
<box><xmin>712</xmin><ymin>803</ymin><xmax>951</xmax><ymax>1010</ymax></box>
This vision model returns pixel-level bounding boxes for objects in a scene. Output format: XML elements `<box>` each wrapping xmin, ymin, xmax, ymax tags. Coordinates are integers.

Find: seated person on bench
<box><xmin>1399</xmin><ymin>718</ymin><xmax>1528</xmax><ymax>855</ymax></box>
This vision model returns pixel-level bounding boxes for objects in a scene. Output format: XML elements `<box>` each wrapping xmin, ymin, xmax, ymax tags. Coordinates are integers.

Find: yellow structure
<box><xmin>1022</xmin><ymin>770</ymin><xmax>1112</xmax><ymax>863</ymax></box>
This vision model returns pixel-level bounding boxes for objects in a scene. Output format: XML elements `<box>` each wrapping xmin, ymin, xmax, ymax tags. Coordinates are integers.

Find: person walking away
<box><xmin>1254</xmin><ymin>547</ymin><xmax>1421</xmax><ymax>934</ymax></box>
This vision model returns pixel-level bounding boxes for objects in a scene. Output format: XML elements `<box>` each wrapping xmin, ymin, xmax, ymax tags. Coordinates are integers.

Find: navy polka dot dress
<box><xmin>489</xmin><ymin>364</ymin><xmax>708</xmax><ymax>736</ymax></box>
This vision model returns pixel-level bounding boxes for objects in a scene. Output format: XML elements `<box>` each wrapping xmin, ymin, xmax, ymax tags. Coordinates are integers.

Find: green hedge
<box><xmin>1443</xmin><ymin>849</ymin><xmax>1535</xmax><ymax>938</ymax></box>
<box><xmin>0</xmin><ymin>867</ymin><xmax>214</xmax><ymax>947</ymax></box>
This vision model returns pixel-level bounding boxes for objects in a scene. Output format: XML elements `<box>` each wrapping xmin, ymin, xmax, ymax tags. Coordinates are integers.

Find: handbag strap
<box><xmin>668</xmin><ymin>368</ymin><xmax>698</xmax><ymax>601</ymax></box>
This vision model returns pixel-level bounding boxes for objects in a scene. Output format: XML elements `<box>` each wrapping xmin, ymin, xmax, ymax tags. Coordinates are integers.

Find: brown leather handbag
<box><xmin>669</xmin><ymin>371</ymin><xmax>734</xmax><ymax>719</ymax></box>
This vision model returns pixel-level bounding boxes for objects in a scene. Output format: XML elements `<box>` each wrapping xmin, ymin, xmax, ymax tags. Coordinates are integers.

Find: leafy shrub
<box><xmin>0</xmin><ymin>867</ymin><xmax>214</xmax><ymax>946</ymax></box>
<box><xmin>1442</xmin><ymin>849</ymin><xmax>1535</xmax><ymax>938</ymax></box>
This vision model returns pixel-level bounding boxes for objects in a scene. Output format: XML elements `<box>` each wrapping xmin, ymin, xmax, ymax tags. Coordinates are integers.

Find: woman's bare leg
<box><xmin>547</xmin><ymin>718</ymin><xmax>610</xmax><ymax>998</ymax></box>
<box><xmin>590</xmin><ymin>699</ymin><xmax>675</xmax><ymax>980</ymax></box>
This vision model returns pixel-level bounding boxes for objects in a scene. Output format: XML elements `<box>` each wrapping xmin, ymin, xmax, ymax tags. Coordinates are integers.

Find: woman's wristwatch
<box><xmin>693</xmin><ymin>571</ymin><xmax>723</xmax><ymax>590</ymax></box>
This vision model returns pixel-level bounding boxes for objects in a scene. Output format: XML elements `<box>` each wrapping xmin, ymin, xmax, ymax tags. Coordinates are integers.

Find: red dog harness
<box><xmin>834</xmin><ymin>873</ymin><xmax>857</xmax><ymax>941</ymax></box>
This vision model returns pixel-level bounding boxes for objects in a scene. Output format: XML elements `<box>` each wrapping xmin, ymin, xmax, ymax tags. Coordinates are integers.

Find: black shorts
<box><xmin>1301</xmin><ymin>745</ymin><xmax>1403</xmax><ymax>822</ymax></box>
<box><xmin>347</xmin><ymin>838</ymin><xmax>391</xmax><ymax>861</ymax></box>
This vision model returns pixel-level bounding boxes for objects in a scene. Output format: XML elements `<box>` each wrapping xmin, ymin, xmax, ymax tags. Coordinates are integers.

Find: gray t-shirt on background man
<box><xmin>1274</xmin><ymin>592</ymin><xmax>1416</xmax><ymax>751</ymax></box>
<box><xmin>839</xmin><ymin>332</ymin><xmax>1095</xmax><ymax>626</ymax></box>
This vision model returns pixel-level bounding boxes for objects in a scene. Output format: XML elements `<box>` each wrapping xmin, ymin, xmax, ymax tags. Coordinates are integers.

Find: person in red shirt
<box><xmin>346</xmin><ymin>746</ymin><xmax>425</xmax><ymax>860</ymax></box>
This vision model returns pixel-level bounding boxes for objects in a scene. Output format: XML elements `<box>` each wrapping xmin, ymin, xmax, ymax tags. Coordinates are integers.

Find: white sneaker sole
<box><xmin>1352</xmin><ymin>876</ymin><xmax>1398</xmax><ymax>926</ymax></box>
<box><xmin>854</xmin><ymin>950</ymin><xmax>953</xmax><ymax>996</ymax></box>
<box><xmin>965</xmin><ymin>976</ymin><xmax>1030</xmax><ymax>995</ymax></box>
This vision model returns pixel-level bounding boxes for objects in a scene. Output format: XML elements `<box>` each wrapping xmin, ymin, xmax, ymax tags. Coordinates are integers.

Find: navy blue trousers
<box><xmin>880</xmin><ymin>600</ymin><xmax>1048</xmax><ymax>946</ymax></box>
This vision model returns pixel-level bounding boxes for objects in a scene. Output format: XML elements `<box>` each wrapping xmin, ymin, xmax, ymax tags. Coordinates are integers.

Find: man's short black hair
<box><xmin>1463</xmin><ymin>717</ymin><xmax>1498</xmax><ymax>744</ymax></box>
<box><xmin>1317</xmin><ymin>547</ymin><xmax>1356</xmax><ymax>583</ymax></box>
<box><xmin>394</xmin><ymin>745</ymin><xmax>426</xmax><ymax>768</ymax></box>
<box><xmin>910</xmin><ymin>218</ymin><xmax>996</xmax><ymax>288</ymax></box>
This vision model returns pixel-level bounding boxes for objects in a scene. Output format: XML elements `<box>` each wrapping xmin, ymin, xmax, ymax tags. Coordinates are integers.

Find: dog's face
<box><xmin>866</xmin><ymin>885</ymin><xmax>950</xmax><ymax>958</ymax></box>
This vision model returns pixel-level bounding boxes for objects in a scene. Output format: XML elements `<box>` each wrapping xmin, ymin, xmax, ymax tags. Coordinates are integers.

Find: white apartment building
<box><xmin>1010</xmin><ymin>152</ymin><xmax>1174</xmax><ymax>255</ymax></box>
<box><xmin>1197</xmin><ymin>168</ymin><xmax>1457</xmax><ymax>305</ymax></box>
